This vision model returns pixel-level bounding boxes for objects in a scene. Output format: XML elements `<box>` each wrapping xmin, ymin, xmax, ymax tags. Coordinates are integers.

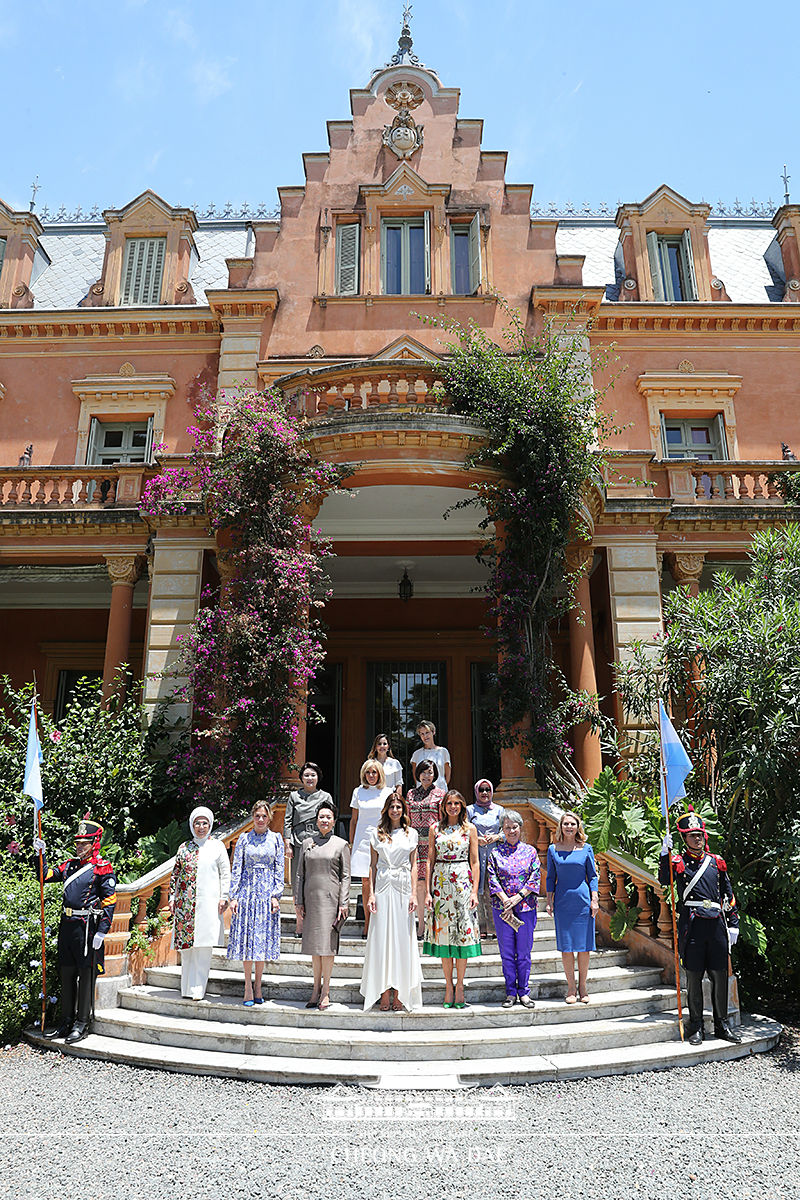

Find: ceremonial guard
<box><xmin>659</xmin><ymin>809</ymin><xmax>741</xmax><ymax>1046</ymax></box>
<box><xmin>35</xmin><ymin>815</ymin><xmax>117</xmax><ymax>1043</ymax></box>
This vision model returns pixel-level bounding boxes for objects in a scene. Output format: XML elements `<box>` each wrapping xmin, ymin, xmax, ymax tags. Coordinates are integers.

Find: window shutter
<box><xmin>0</xmin><ymin>238</ymin><xmax>6</xmax><ymax>277</ymax></box>
<box><xmin>145</xmin><ymin>416</ymin><xmax>155</xmax><ymax>462</ymax></box>
<box><xmin>335</xmin><ymin>222</ymin><xmax>360</xmax><ymax>296</ymax></box>
<box><xmin>86</xmin><ymin>417</ymin><xmax>101</xmax><ymax>465</ymax></box>
<box><xmin>424</xmin><ymin>210</ymin><xmax>431</xmax><ymax>294</ymax></box>
<box><xmin>122</xmin><ymin>237</ymin><xmax>166</xmax><ymax>304</ymax></box>
<box><xmin>659</xmin><ymin>412</ymin><xmax>668</xmax><ymax>459</ymax></box>
<box><xmin>681</xmin><ymin>229</ymin><xmax>698</xmax><ymax>300</ymax></box>
<box><xmin>713</xmin><ymin>413</ymin><xmax>729</xmax><ymax>459</ymax></box>
<box><xmin>646</xmin><ymin>231</ymin><xmax>665</xmax><ymax>301</ymax></box>
<box><xmin>468</xmin><ymin>212</ymin><xmax>482</xmax><ymax>294</ymax></box>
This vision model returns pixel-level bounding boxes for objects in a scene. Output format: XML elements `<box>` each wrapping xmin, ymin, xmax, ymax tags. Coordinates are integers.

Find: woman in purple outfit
<box><xmin>546</xmin><ymin>810</ymin><xmax>599</xmax><ymax>1004</ymax></box>
<box><xmin>487</xmin><ymin>811</ymin><xmax>541</xmax><ymax>1008</ymax></box>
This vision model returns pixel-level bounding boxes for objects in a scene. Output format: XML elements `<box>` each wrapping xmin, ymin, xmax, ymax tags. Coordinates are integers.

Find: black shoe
<box><xmin>714</xmin><ymin>1022</ymin><xmax>743</xmax><ymax>1044</ymax></box>
<box><xmin>64</xmin><ymin>1023</ymin><xmax>89</xmax><ymax>1044</ymax></box>
<box><xmin>43</xmin><ymin>1023</ymin><xmax>72</xmax><ymax>1040</ymax></box>
<box><xmin>687</xmin><ymin>1026</ymin><xmax>704</xmax><ymax>1046</ymax></box>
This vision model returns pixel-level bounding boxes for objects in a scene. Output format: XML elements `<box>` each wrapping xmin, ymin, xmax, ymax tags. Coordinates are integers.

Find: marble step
<box><xmin>145</xmin><ymin>962</ymin><xmax>666</xmax><ymax>1004</ymax></box>
<box><xmin>250</xmin><ymin>929</ymin><xmax>560</xmax><ymax>954</ymax></box>
<box><xmin>210</xmin><ymin>946</ymin><xmax>631</xmax><ymax>979</ymax></box>
<box><xmin>272</xmin><ymin>914</ymin><xmax>557</xmax><ymax>939</ymax></box>
<box><xmin>121</xmin><ymin>983</ymin><xmax>682</xmax><ymax>1033</ymax></box>
<box><xmin>25</xmin><ymin>1014</ymin><xmax>782</xmax><ymax>1088</ymax></box>
<box><xmin>93</xmin><ymin>1001</ymin><xmax>687</xmax><ymax>1062</ymax></box>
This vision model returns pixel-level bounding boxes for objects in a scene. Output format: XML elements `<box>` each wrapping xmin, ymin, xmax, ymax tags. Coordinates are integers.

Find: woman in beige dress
<box><xmin>294</xmin><ymin>799</ymin><xmax>350</xmax><ymax>1011</ymax></box>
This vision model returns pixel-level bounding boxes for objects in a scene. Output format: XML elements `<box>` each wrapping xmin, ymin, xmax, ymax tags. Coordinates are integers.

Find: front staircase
<box><xmin>27</xmin><ymin>895</ymin><xmax>780</xmax><ymax>1088</ymax></box>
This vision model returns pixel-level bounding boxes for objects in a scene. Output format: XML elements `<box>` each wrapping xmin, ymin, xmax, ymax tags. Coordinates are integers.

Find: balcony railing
<box><xmin>284</xmin><ymin>361</ymin><xmax>445</xmax><ymax>420</ymax></box>
<box><xmin>0</xmin><ymin>464</ymin><xmax>148</xmax><ymax>510</ymax></box>
<box><xmin>605</xmin><ymin>454</ymin><xmax>800</xmax><ymax>507</ymax></box>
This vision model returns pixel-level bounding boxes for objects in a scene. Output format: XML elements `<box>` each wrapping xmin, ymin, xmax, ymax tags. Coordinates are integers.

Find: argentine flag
<box><xmin>23</xmin><ymin>699</ymin><xmax>44</xmax><ymax>827</ymax></box>
<box><xmin>658</xmin><ymin>700</ymin><xmax>694</xmax><ymax>818</ymax></box>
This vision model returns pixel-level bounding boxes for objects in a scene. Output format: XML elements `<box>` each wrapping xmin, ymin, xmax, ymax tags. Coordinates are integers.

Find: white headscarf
<box><xmin>189</xmin><ymin>806</ymin><xmax>214</xmax><ymax>845</ymax></box>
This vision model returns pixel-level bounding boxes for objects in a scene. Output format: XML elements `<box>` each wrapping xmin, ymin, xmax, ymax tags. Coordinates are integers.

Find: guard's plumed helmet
<box><xmin>675</xmin><ymin>810</ymin><xmax>706</xmax><ymax>838</ymax></box>
<box><xmin>75</xmin><ymin>816</ymin><xmax>103</xmax><ymax>842</ymax></box>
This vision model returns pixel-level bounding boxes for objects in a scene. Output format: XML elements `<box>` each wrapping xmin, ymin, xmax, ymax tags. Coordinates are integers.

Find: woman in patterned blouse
<box><xmin>406</xmin><ymin>758</ymin><xmax>445</xmax><ymax>937</ymax></box>
<box><xmin>487</xmin><ymin>811</ymin><xmax>541</xmax><ymax>1009</ymax></box>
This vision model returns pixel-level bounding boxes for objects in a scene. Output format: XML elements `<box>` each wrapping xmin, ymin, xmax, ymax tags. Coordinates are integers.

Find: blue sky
<box><xmin>2</xmin><ymin>0</ymin><xmax>797</xmax><ymax>215</ymax></box>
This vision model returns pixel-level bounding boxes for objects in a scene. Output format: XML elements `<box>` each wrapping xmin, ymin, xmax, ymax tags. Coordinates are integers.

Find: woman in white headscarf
<box><xmin>168</xmin><ymin>807</ymin><xmax>231</xmax><ymax>1001</ymax></box>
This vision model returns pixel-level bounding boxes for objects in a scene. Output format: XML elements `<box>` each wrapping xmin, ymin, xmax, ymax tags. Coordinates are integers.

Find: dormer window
<box><xmin>646</xmin><ymin>231</ymin><xmax>698</xmax><ymax>301</ymax></box>
<box><xmin>121</xmin><ymin>237</ymin><xmax>167</xmax><ymax>305</ymax></box>
<box><xmin>381</xmin><ymin>213</ymin><xmax>430</xmax><ymax>294</ymax></box>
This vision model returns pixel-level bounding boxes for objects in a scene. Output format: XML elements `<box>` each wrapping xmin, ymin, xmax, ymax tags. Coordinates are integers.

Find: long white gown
<box><xmin>360</xmin><ymin>827</ymin><xmax>423</xmax><ymax>1012</ymax></box>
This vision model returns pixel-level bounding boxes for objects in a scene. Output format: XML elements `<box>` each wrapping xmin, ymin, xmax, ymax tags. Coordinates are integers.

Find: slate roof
<box><xmin>25</xmin><ymin>217</ymin><xmax>785</xmax><ymax>310</ymax></box>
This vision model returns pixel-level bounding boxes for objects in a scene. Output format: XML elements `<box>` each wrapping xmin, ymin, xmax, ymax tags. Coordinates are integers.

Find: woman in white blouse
<box><xmin>169</xmin><ymin>806</ymin><xmax>231</xmax><ymax>1001</ymax></box>
<box><xmin>349</xmin><ymin>759</ymin><xmax>393</xmax><ymax>938</ymax></box>
<box><xmin>369</xmin><ymin>732</ymin><xmax>404</xmax><ymax>797</ymax></box>
<box><xmin>410</xmin><ymin>720</ymin><xmax>451</xmax><ymax>792</ymax></box>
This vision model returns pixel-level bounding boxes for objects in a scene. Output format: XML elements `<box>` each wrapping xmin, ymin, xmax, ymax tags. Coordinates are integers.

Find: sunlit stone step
<box><xmin>26</xmin><ymin>1014</ymin><xmax>781</xmax><ymax>1088</ymax></box>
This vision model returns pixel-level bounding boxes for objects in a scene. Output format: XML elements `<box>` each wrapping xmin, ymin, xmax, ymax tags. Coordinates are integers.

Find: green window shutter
<box><xmin>468</xmin><ymin>212</ymin><xmax>482</xmax><ymax>294</ymax></box>
<box><xmin>86</xmin><ymin>417</ymin><xmax>101</xmax><ymax>465</ymax></box>
<box><xmin>122</xmin><ymin>237</ymin><xmax>166</xmax><ymax>304</ymax></box>
<box><xmin>424</xmin><ymin>210</ymin><xmax>431</xmax><ymax>294</ymax></box>
<box><xmin>646</xmin><ymin>231</ymin><xmax>665</xmax><ymax>301</ymax></box>
<box><xmin>335</xmin><ymin>222</ymin><xmax>360</xmax><ymax>296</ymax></box>
<box><xmin>713</xmin><ymin>413</ymin><xmax>728</xmax><ymax>459</ymax></box>
<box><xmin>145</xmin><ymin>415</ymin><xmax>155</xmax><ymax>463</ymax></box>
<box><xmin>0</xmin><ymin>238</ymin><xmax>6</xmax><ymax>277</ymax></box>
<box><xmin>380</xmin><ymin>221</ymin><xmax>387</xmax><ymax>293</ymax></box>
<box><xmin>659</xmin><ymin>412</ymin><xmax>669</xmax><ymax>459</ymax></box>
<box><xmin>681</xmin><ymin>229</ymin><xmax>698</xmax><ymax>300</ymax></box>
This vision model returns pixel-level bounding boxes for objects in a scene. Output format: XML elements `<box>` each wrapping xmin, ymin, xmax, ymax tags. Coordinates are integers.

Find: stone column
<box><xmin>667</xmin><ymin>551</ymin><xmax>706</xmax><ymax>598</ymax></box>
<box><xmin>102</xmin><ymin>555</ymin><xmax>142</xmax><ymax>704</ymax></box>
<box><xmin>566</xmin><ymin>545</ymin><xmax>603</xmax><ymax>785</ymax></box>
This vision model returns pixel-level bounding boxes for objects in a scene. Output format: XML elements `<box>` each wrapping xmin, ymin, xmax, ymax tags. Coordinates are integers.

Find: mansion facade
<box><xmin>2</xmin><ymin>22</ymin><xmax>800</xmax><ymax>808</ymax></box>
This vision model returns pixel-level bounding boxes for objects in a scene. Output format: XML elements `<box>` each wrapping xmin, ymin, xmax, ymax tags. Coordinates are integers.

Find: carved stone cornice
<box><xmin>667</xmin><ymin>551</ymin><xmax>706</xmax><ymax>585</ymax></box>
<box><xmin>531</xmin><ymin>287</ymin><xmax>605</xmax><ymax>320</ymax></box>
<box><xmin>205</xmin><ymin>289</ymin><xmax>279</xmax><ymax>323</ymax></box>
<box><xmin>595</xmin><ymin>305</ymin><xmax>800</xmax><ymax>336</ymax></box>
<box><xmin>565</xmin><ymin>543</ymin><xmax>593</xmax><ymax>573</ymax></box>
<box><xmin>105</xmin><ymin>554</ymin><xmax>143</xmax><ymax>587</ymax></box>
<box><xmin>0</xmin><ymin>309</ymin><xmax>218</xmax><ymax>342</ymax></box>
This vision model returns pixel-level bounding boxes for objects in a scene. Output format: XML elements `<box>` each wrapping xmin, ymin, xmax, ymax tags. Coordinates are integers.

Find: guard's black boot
<box><xmin>711</xmin><ymin>969</ymin><xmax>742</xmax><ymax>1042</ymax></box>
<box><xmin>65</xmin><ymin>968</ymin><xmax>93</xmax><ymax>1044</ymax></box>
<box><xmin>45</xmin><ymin>968</ymin><xmax>77</xmax><ymax>1038</ymax></box>
<box><xmin>685</xmin><ymin>969</ymin><xmax>705</xmax><ymax>1045</ymax></box>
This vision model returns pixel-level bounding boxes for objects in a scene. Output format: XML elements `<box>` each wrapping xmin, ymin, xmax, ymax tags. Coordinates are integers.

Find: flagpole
<box><xmin>32</xmin><ymin>678</ymin><xmax>48</xmax><ymax>1034</ymax></box>
<box><xmin>660</xmin><ymin>710</ymin><xmax>684</xmax><ymax>1042</ymax></box>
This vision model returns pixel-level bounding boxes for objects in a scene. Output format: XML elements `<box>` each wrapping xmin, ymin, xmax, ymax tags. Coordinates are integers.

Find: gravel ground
<box><xmin>1</xmin><ymin>1028</ymin><xmax>799</xmax><ymax>1200</ymax></box>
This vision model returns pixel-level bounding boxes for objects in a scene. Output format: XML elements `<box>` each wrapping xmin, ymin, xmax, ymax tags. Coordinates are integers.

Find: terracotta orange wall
<box><xmin>0</xmin><ymin>348</ymin><xmax>219</xmax><ymax>467</ymax></box>
<box><xmin>0</xmin><ymin>608</ymin><xmax>146</xmax><ymax>694</ymax></box>
<box><xmin>593</xmin><ymin>339</ymin><xmax>800</xmax><ymax>459</ymax></box>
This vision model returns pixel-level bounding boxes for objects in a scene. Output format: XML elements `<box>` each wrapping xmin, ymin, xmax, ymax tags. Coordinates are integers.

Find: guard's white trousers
<box><xmin>179</xmin><ymin>945</ymin><xmax>213</xmax><ymax>999</ymax></box>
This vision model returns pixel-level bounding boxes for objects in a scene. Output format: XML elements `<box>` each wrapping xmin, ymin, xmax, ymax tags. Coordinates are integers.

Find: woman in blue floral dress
<box><xmin>226</xmin><ymin>801</ymin><xmax>285</xmax><ymax>1005</ymax></box>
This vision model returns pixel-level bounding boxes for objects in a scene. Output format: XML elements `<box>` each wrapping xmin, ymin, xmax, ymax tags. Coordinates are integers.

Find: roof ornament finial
<box><xmin>385</xmin><ymin>2</ymin><xmax>426</xmax><ymax>69</ymax></box>
<box><xmin>781</xmin><ymin>164</ymin><xmax>791</xmax><ymax>206</ymax></box>
<box><xmin>29</xmin><ymin>176</ymin><xmax>40</xmax><ymax>213</ymax></box>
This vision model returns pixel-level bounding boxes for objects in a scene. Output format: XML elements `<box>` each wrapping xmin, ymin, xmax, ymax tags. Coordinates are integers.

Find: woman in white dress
<box><xmin>410</xmin><ymin>720</ymin><xmax>451</xmax><ymax>792</ymax></box>
<box><xmin>360</xmin><ymin>792</ymin><xmax>423</xmax><ymax>1013</ymax></box>
<box><xmin>169</xmin><ymin>806</ymin><xmax>231</xmax><ymax>1001</ymax></box>
<box><xmin>369</xmin><ymin>733</ymin><xmax>404</xmax><ymax>796</ymax></box>
<box><xmin>349</xmin><ymin>759</ymin><xmax>393</xmax><ymax>938</ymax></box>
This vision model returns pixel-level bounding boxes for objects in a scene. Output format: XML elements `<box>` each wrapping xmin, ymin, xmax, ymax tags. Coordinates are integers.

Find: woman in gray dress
<box><xmin>283</xmin><ymin>761</ymin><xmax>333</xmax><ymax>928</ymax></box>
<box><xmin>294</xmin><ymin>799</ymin><xmax>350</xmax><ymax>1011</ymax></box>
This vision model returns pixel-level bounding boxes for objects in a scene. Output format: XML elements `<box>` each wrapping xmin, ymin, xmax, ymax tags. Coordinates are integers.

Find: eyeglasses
<box><xmin>477</xmin><ymin>787</ymin><xmax>492</xmax><ymax>793</ymax></box>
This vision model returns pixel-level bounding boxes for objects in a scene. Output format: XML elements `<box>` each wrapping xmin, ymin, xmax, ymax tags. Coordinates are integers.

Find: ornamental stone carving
<box><xmin>105</xmin><ymin>555</ymin><xmax>142</xmax><ymax>587</ymax></box>
<box><xmin>667</xmin><ymin>552</ymin><xmax>705</xmax><ymax>586</ymax></box>
<box><xmin>382</xmin><ymin>78</ymin><xmax>424</xmax><ymax>161</ymax></box>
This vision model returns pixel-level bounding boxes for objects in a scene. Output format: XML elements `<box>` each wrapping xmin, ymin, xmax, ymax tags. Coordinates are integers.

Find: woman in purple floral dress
<box><xmin>226</xmin><ymin>801</ymin><xmax>284</xmax><ymax>1005</ymax></box>
<box><xmin>487</xmin><ymin>811</ymin><xmax>541</xmax><ymax>1009</ymax></box>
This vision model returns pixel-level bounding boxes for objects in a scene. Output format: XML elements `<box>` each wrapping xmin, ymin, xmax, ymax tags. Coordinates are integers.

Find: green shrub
<box><xmin>0</xmin><ymin>859</ymin><xmax>62</xmax><ymax>1041</ymax></box>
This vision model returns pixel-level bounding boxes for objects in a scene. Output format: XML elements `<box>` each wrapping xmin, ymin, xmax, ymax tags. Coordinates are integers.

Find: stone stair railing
<box><xmin>523</xmin><ymin>795</ymin><xmax>676</xmax><ymax>982</ymax></box>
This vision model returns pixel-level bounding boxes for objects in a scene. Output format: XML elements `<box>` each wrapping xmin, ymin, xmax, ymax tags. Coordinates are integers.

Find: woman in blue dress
<box><xmin>545</xmin><ymin>810</ymin><xmax>599</xmax><ymax>1004</ymax></box>
<box><xmin>227</xmin><ymin>800</ymin><xmax>285</xmax><ymax>1005</ymax></box>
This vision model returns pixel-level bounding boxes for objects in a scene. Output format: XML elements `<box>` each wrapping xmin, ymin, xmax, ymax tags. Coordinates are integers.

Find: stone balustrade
<box><xmin>661</xmin><ymin>459</ymin><xmax>800</xmax><ymax>504</ymax></box>
<box><xmin>0</xmin><ymin>463</ymin><xmax>148</xmax><ymax>510</ymax></box>
<box><xmin>286</xmin><ymin>361</ymin><xmax>445</xmax><ymax>419</ymax></box>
